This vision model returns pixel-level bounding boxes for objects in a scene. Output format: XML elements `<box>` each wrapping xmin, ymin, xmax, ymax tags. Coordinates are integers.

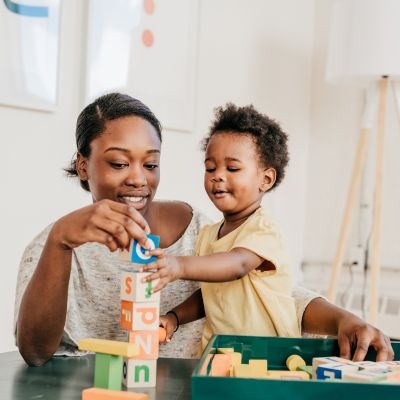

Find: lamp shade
<box><xmin>326</xmin><ymin>0</ymin><xmax>400</xmax><ymax>85</ymax></box>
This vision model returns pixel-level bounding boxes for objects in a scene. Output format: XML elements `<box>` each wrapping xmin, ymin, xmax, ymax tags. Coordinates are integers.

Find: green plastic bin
<box><xmin>192</xmin><ymin>335</ymin><xmax>400</xmax><ymax>400</ymax></box>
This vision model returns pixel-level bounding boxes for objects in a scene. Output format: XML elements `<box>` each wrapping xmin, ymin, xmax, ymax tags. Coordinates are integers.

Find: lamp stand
<box><xmin>327</xmin><ymin>76</ymin><xmax>390</xmax><ymax>325</ymax></box>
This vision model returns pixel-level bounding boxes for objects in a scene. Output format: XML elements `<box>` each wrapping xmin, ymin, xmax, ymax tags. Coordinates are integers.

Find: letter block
<box><xmin>82</xmin><ymin>387</ymin><xmax>149</xmax><ymax>399</ymax></box>
<box><xmin>119</xmin><ymin>234</ymin><xmax>160</xmax><ymax>264</ymax></box>
<box><xmin>120</xmin><ymin>272</ymin><xmax>160</xmax><ymax>303</ymax></box>
<box><xmin>123</xmin><ymin>359</ymin><xmax>157</xmax><ymax>388</ymax></box>
<box><xmin>120</xmin><ymin>301</ymin><xmax>159</xmax><ymax>331</ymax></box>
<box><xmin>128</xmin><ymin>330</ymin><xmax>159</xmax><ymax>359</ymax></box>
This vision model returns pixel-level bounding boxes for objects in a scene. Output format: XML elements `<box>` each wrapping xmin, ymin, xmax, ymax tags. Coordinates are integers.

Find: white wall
<box><xmin>305</xmin><ymin>0</ymin><xmax>400</xmax><ymax>269</ymax></box>
<box><xmin>0</xmin><ymin>0</ymin><xmax>315</xmax><ymax>352</ymax></box>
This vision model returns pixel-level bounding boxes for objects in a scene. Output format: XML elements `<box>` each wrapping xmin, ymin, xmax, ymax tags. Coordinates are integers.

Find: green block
<box><xmin>94</xmin><ymin>353</ymin><xmax>123</xmax><ymax>390</ymax></box>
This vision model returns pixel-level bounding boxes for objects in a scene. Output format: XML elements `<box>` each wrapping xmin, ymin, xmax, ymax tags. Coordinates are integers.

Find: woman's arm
<box><xmin>302</xmin><ymin>297</ymin><xmax>394</xmax><ymax>361</ymax></box>
<box><xmin>16</xmin><ymin>200</ymin><xmax>150</xmax><ymax>366</ymax></box>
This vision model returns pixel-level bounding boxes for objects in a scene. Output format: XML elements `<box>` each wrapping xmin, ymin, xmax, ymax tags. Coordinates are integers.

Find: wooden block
<box><xmin>128</xmin><ymin>331</ymin><xmax>159</xmax><ymax>359</ymax></box>
<box><xmin>130</xmin><ymin>235</ymin><xmax>160</xmax><ymax>264</ymax></box>
<box><xmin>158</xmin><ymin>327</ymin><xmax>166</xmax><ymax>343</ymax></box>
<box><xmin>286</xmin><ymin>355</ymin><xmax>306</xmax><ymax>371</ymax></box>
<box><xmin>342</xmin><ymin>369</ymin><xmax>389</xmax><ymax>382</ymax></box>
<box><xmin>267</xmin><ymin>370</ymin><xmax>310</xmax><ymax>380</ymax></box>
<box><xmin>232</xmin><ymin>363</ymin><xmax>266</xmax><ymax>379</ymax></box>
<box><xmin>228</xmin><ymin>352</ymin><xmax>243</xmax><ymax>376</ymax></box>
<box><xmin>123</xmin><ymin>359</ymin><xmax>157</xmax><ymax>388</ymax></box>
<box><xmin>209</xmin><ymin>354</ymin><xmax>232</xmax><ymax>377</ymax></box>
<box><xmin>120</xmin><ymin>272</ymin><xmax>160</xmax><ymax>303</ymax></box>
<box><xmin>377</xmin><ymin>361</ymin><xmax>400</xmax><ymax>371</ymax></box>
<box><xmin>94</xmin><ymin>353</ymin><xmax>123</xmax><ymax>391</ymax></box>
<box><xmin>216</xmin><ymin>347</ymin><xmax>234</xmax><ymax>355</ymax></box>
<box><xmin>316</xmin><ymin>363</ymin><xmax>359</xmax><ymax>380</ymax></box>
<box><xmin>312</xmin><ymin>356</ymin><xmax>356</xmax><ymax>378</ymax></box>
<box><xmin>297</xmin><ymin>365</ymin><xmax>312</xmax><ymax>378</ymax></box>
<box><xmin>120</xmin><ymin>301</ymin><xmax>160</xmax><ymax>331</ymax></box>
<box><xmin>82</xmin><ymin>387</ymin><xmax>149</xmax><ymax>399</ymax></box>
<box><xmin>249</xmin><ymin>359</ymin><xmax>268</xmax><ymax>373</ymax></box>
<box><xmin>79</xmin><ymin>338</ymin><xmax>138</xmax><ymax>357</ymax></box>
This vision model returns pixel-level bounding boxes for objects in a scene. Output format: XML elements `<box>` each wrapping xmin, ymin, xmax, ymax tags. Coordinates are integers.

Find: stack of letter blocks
<box><xmin>201</xmin><ymin>350</ymin><xmax>400</xmax><ymax>384</ymax></box>
<box><xmin>79</xmin><ymin>234</ymin><xmax>161</xmax><ymax>400</ymax></box>
<box><xmin>119</xmin><ymin>234</ymin><xmax>161</xmax><ymax>388</ymax></box>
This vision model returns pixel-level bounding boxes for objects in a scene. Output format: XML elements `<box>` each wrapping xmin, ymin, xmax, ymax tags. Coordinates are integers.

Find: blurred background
<box><xmin>1</xmin><ymin>0</ymin><xmax>399</xmax><ymax>353</ymax></box>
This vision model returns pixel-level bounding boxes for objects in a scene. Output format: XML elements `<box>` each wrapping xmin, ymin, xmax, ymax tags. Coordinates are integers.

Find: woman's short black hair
<box><xmin>65</xmin><ymin>92</ymin><xmax>162</xmax><ymax>191</ymax></box>
<box><xmin>201</xmin><ymin>103</ymin><xmax>289</xmax><ymax>189</ymax></box>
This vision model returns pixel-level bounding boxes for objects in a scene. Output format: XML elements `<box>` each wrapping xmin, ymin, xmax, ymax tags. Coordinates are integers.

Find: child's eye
<box><xmin>227</xmin><ymin>167</ymin><xmax>239</xmax><ymax>172</ymax></box>
<box><xmin>144</xmin><ymin>164</ymin><xmax>159</xmax><ymax>170</ymax></box>
<box><xmin>110</xmin><ymin>162</ymin><xmax>128</xmax><ymax>169</ymax></box>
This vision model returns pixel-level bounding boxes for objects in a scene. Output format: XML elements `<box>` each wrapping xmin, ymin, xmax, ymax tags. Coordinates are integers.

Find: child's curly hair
<box><xmin>201</xmin><ymin>103</ymin><xmax>289</xmax><ymax>190</ymax></box>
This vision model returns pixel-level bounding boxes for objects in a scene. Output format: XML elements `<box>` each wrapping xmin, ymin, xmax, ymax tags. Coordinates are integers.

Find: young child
<box><xmin>142</xmin><ymin>103</ymin><xmax>301</xmax><ymax>349</ymax></box>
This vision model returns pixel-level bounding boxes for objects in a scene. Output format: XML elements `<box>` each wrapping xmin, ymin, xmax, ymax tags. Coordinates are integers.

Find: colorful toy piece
<box><xmin>286</xmin><ymin>354</ymin><xmax>306</xmax><ymax>371</ymax></box>
<box><xmin>82</xmin><ymin>387</ymin><xmax>149</xmax><ymax>399</ymax></box>
<box><xmin>130</xmin><ymin>234</ymin><xmax>160</xmax><ymax>264</ymax></box>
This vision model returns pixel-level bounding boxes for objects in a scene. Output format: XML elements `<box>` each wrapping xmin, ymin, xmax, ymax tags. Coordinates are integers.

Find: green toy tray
<box><xmin>192</xmin><ymin>335</ymin><xmax>400</xmax><ymax>400</ymax></box>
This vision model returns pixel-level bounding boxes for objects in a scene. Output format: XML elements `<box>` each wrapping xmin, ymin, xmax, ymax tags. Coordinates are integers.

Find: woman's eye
<box><xmin>110</xmin><ymin>162</ymin><xmax>128</xmax><ymax>169</ymax></box>
<box><xmin>144</xmin><ymin>164</ymin><xmax>159</xmax><ymax>170</ymax></box>
<box><xmin>205</xmin><ymin>168</ymin><xmax>215</xmax><ymax>173</ymax></box>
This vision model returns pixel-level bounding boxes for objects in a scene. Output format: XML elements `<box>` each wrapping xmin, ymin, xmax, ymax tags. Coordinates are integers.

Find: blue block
<box><xmin>131</xmin><ymin>234</ymin><xmax>160</xmax><ymax>264</ymax></box>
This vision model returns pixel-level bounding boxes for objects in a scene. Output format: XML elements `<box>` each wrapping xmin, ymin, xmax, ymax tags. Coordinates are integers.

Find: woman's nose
<box><xmin>125</xmin><ymin>166</ymin><xmax>147</xmax><ymax>187</ymax></box>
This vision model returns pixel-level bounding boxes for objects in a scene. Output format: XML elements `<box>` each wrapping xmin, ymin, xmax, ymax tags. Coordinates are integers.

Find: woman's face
<box><xmin>77</xmin><ymin>115</ymin><xmax>161</xmax><ymax>217</ymax></box>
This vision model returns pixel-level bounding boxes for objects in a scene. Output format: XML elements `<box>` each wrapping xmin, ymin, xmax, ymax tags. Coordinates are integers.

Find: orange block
<box><xmin>128</xmin><ymin>330</ymin><xmax>159</xmax><ymax>359</ymax></box>
<box><xmin>159</xmin><ymin>327</ymin><xmax>166</xmax><ymax>343</ymax></box>
<box><xmin>82</xmin><ymin>387</ymin><xmax>148</xmax><ymax>399</ymax></box>
<box><xmin>199</xmin><ymin>354</ymin><xmax>232</xmax><ymax>376</ymax></box>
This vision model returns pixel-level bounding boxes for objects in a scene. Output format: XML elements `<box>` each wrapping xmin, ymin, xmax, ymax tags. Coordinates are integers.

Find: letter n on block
<box><xmin>123</xmin><ymin>359</ymin><xmax>157</xmax><ymax>388</ymax></box>
<box><xmin>120</xmin><ymin>301</ymin><xmax>159</xmax><ymax>331</ymax></box>
<box><xmin>129</xmin><ymin>330</ymin><xmax>159</xmax><ymax>359</ymax></box>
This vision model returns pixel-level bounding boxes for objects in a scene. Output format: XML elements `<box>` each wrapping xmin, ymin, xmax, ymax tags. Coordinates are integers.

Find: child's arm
<box><xmin>142</xmin><ymin>247</ymin><xmax>264</xmax><ymax>292</ymax></box>
<box><xmin>159</xmin><ymin>289</ymin><xmax>205</xmax><ymax>343</ymax></box>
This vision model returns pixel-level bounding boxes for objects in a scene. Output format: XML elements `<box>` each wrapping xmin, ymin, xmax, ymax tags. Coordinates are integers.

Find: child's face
<box><xmin>204</xmin><ymin>132</ymin><xmax>275</xmax><ymax>217</ymax></box>
<box><xmin>77</xmin><ymin>115</ymin><xmax>161</xmax><ymax>217</ymax></box>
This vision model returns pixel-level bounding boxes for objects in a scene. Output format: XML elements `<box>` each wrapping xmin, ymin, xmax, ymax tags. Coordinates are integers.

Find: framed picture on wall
<box><xmin>0</xmin><ymin>0</ymin><xmax>62</xmax><ymax>112</ymax></box>
<box><xmin>84</xmin><ymin>0</ymin><xmax>199</xmax><ymax>132</ymax></box>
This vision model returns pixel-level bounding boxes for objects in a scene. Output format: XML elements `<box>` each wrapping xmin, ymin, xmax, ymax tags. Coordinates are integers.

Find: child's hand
<box><xmin>159</xmin><ymin>314</ymin><xmax>178</xmax><ymax>344</ymax></box>
<box><xmin>141</xmin><ymin>249</ymin><xmax>183</xmax><ymax>292</ymax></box>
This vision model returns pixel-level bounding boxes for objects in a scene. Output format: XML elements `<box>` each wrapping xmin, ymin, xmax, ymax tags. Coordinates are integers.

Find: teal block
<box><xmin>94</xmin><ymin>353</ymin><xmax>123</xmax><ymax>391</ymax></box>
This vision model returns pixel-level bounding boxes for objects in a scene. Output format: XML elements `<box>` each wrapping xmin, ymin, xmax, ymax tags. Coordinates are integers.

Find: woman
<box><xmin>15</xmin><ymin>93</ymin><xmax>393</xmax><ymax>366</ymax></box>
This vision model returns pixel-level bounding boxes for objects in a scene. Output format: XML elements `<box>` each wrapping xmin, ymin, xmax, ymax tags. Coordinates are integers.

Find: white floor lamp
<box><xmin>325</xmin><ymin>0</ymin><xmax>400</xmax><ymax>325</ymax></box>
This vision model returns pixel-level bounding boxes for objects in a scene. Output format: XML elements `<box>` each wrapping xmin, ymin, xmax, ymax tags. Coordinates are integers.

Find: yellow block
<box><xmin>267</xmin><ymin>370</ymin><xmax>310</xmax><ymax>380</ymax></box>
<box><xmin>228</xmin><ymin>352</ymin><xmax>243</xmax><ymax>376</ymax></box>
<box><xmin>249</xmin><ymin>359</ymin><xmax>268</xmax><ymax>372</ymax></box>
<box><xmin>217</xmin><ymin>347</ymin><xmax>234</xmax><ymax>355</ymax></box>
<box><xmin>79</xmin><ymin>338</ymin><xmax>139</xmax><ymax>357</ymax></box>
<box><xmin>232</xmin><ymin>363</ymin><xmax>267</xmax><ymax>379</ymax></box>
<box><xmin>286</xmin><ymin>355</ymin><xmax>306</xmax><ymax>371</ymax></box>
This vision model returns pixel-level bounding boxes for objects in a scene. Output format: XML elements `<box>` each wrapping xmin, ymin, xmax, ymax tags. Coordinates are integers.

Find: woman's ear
<box><xmin>76</xmin><ymin>153</ymin><xmax>88</xmax><ymax>181</ymax></box>
<box><xmin>260</xmin><ymin>167</ymin><xmax>276</xmax><ymax>193</ymax></box>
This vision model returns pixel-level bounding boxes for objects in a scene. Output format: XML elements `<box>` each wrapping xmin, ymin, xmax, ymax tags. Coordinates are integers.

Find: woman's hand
<box><xmin>141</xmin><ymin>249</ymin><xmax>184</xmax><ymax>292</ymax></box>
<box><xmin>337</xmin><ymin>313</ymin><xmax>394</xmax><ymax>361</ymax></box>
<box><xmin>159</xmin><ymin>314</ymin><xmax>178</xmax><ymax>344</ymax></box>
<box><xmin>302</xmin><ymin>297</ymin><xmax>394</xmax><ymax>361</ymax></box>
<box><xmin>50</xmin><ymin>199</ymin><xmax>151</xmax><ymax>252</ymax></box>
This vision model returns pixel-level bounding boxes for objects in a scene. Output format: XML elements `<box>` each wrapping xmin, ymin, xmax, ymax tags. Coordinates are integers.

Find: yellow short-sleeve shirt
<box><xmin>197</xmin><ymin>207</ymin><xmax>301</xmax><ymax>350</ymax></box>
